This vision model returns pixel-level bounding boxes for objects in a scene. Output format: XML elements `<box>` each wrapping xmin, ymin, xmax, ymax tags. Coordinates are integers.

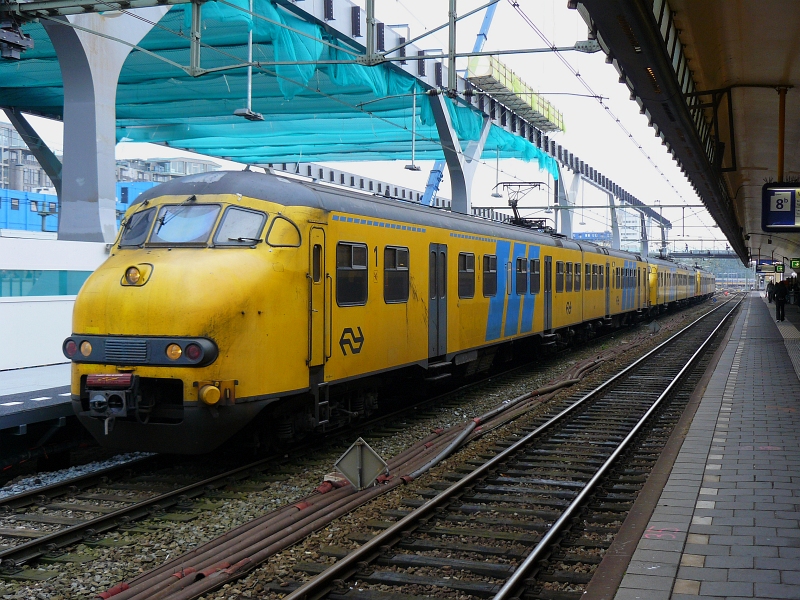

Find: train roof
<box><xmin>133</xmin><ymin>171</ymin><xmax>711</xmax><ymax>273</ymax></box>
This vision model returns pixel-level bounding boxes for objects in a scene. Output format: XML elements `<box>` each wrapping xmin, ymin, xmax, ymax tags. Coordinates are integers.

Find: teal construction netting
<box><xmin>0</xmin><ymin>1</ymin><xmax>558</xmax><ymax>178</ymax></box>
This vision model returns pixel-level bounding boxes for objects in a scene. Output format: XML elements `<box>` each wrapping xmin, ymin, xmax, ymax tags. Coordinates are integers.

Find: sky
<box><xmin>0</xmin><ymin>0</ymin><xmax>730</xmax><ymax>253</ymax></box>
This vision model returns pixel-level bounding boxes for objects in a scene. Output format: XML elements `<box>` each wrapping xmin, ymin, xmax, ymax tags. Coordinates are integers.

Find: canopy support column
<box><xmin>428</xmin><ymin>93</ymin><xmax>491</xmax><ymax>214</ymax></box>
<box><xmin>2</xmin><ymin>107</ymin><xmax>62</xmax><ymax>198</ymax></box>
<box><xmin>43</xmin><ymin>9</ymin><xmax>168</xmax><ymax>242</ymax></box>
<box><xmin>608</xmin><ymin>191</ymin><xmax>620</xmax><ymax>250</ymax></box>
<box><xmin>557</xmin><ymin>168</ymin><xmax>578</xmax><ymax>238</ymax></box>
<box><xmin>640</xmin><ymin>212</ymin><xmax>648</xmax><ymax>257</ymax></box>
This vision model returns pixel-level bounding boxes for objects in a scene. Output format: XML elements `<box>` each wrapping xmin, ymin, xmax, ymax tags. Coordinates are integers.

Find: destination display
<box><xmin>762</xmin><ymin>183</ymin><xmax>800</xmax><ymax>232</ymax></box>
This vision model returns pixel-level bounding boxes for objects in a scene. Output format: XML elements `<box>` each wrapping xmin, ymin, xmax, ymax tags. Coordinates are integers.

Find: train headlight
<box><xmin>80</xmin><ymin>341</ymin><xmax>93</xmax><ymax>357</ymax></box>
<box><xmin>120</xmin><ymin>264</ymin><xmax>153</xmax><ymax>287</ymax></box>
<box><xmin>64</xmin><ymin>339</ymin><xmax>78</xmax><ymax>358</ymax></box>
<box><xmin>166</xmin><ymin>343</ymin><xmax>182</xmax><ymax>360</ymax></box>
<box><xmin>125</xmin><ymin>267</ymin><xmax>141</xmax><ymax>285</ymax></box>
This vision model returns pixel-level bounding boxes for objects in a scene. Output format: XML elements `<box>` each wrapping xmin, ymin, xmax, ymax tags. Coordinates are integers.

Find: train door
<box><xmin>605</xmin><ymin>261</ymin><xmax>611</xmax><ymax>316</ymax></box>
<box><xmin>308</xmin><ymin>227</ymin><xmax>326</xmax><ymax>367</ymax></box>
<box><xmin>428</xmin><ymin>244</ymin><xmax>447</xmax><ymax>358</ymax></box>
<box><xmin>544</xmin><ymin>256</ymin><xmax>552</xmax><ymax>331</ymax></box>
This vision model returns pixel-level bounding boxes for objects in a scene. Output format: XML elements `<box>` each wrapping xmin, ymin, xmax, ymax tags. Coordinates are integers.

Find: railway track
<box><xmin>0</xmin><ymin>338</ymin><xmax>581</xmax><ymax>573</ymax></box>
<box><xmin>264</xmin><ymin>296</ymin><xmax>740</xmax><ymax>600</ymax></box>
<box><xmin>0</xmin><ymin>297</ymin><xmax>729</xmax><ymax>595</ymax></box>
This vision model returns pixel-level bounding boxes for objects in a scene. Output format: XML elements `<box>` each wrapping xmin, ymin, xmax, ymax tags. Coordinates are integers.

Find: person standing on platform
<box><xmin>775</xmin><ymin>280</ymin><xmax>788</xmax><ymax>322</ymax></box>
<box><xmin>767</xmin><ymin>279</ymin><xmax>775</xmax><ymax>302</ymax></box>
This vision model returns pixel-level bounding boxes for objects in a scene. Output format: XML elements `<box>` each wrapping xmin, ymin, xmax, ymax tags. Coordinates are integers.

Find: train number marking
<box><xmin>339</xmin><ymin>327</ymin><xmax>365</xmax><ymax>356</ymax></box>
<box><xmin>565</xmin><ymin>301</ymin><xmax>572</xmax><ymax>314</ymax></box>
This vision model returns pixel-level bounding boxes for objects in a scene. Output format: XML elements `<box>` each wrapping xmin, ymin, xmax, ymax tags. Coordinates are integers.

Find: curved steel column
<box><xmin>43</xmin><ymin>9</ymin><xmax>168</xmax><ymax>242</ymax></box>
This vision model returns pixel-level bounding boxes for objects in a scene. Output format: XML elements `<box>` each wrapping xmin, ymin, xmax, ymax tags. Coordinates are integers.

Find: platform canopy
<box><xmin>0</xmin><ymin>1</ymin><xmax>558</xmax><ymax>178</ymax></box>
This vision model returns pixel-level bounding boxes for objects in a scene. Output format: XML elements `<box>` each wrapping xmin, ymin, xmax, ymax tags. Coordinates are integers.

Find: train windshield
<box><xmin>150</xmin><ymin>204</ymin><xmax>221</xmax><ymax>245</ymax></box>
<box><xmin>213</xmin><ymin>207</ymin><xmax>267</xmax><ymax>246</ymax></box>
<box><xmin>119</xmin><ymin>207</ymin><xmax>156</xmax><ymax>247</ymax></box>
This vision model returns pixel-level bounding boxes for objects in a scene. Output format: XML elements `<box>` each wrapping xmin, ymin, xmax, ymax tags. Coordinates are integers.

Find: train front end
<box><xmin>64</xmin><ymin>188</ymin><xmax>311</xmax><ymax>453</ymax></box>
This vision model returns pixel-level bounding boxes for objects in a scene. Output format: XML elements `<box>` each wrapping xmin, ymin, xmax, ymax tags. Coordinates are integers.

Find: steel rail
<box><xmin>281</xmin><ymin>296</ymin><xmax>739</xmax><ymax>600</ymax></box>
<box><xmin>493</xmin><ymin>296</ymin><xmax>741</xmax><ymax>599</ymax></box>
<box><xmin>0</xmin><ymin>455</ymin><xmax>156</xmax><ymax>511</ymax></box>
<box><xmin>0</xmin><ymin>453</ymin><xmax>282</xmax><ymax>568</ymax></box>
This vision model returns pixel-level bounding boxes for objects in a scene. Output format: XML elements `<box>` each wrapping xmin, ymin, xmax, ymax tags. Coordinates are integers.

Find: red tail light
<box><xmin>64</xmin><ymin>340</ymin><xmax>78</xmax><ymax>358</ymax></box>
<box><xmin>87</xmin><ymin>374</ymin><xmax>134</xmax><ymax>388</ymax></box>
<box><xmin>185</xmin><ymin>343</ymin><xmax>203</xmax><ymax>361</ymax></box>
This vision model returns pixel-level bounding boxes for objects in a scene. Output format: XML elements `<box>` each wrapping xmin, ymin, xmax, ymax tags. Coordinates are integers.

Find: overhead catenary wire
<box><xmin>507</xmin><ymin>0</ymin><xmax>693</xmax><ymax>206</ymax></box>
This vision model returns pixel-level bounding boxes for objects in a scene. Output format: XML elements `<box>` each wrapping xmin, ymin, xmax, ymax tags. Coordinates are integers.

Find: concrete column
<box><xmin>9</xmin><ymin>158</ymin><xmax>23</xmax><ymax>190</ymax></box>
<box><xmin>608</xmin><ymin>191</ymin><xmax>620</xmax><ymax>250</ymax></box>
<box><xmin>558</xmin><ymin>169</ymin><xmax>580</xmax><ymax>238</ymax></box>
<box><xmin>43</xmin><ymin>9</ymin><xmax>168</xmax><ymax>242</ymax></box>
<box><xmin>428</xmin><ymin>94</ymin><xmax>491</xmax><ymax>214</ymax></box>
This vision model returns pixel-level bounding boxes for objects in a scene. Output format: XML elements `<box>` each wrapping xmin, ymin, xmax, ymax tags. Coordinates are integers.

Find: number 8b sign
<box><xmin>762</xmin><ymin>183</ymin><xmax>800</xmax><ymax>232</ymax></box>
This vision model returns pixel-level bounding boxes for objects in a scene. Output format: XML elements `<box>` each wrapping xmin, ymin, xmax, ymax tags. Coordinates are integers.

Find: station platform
<box><xmin>590</xmin><ymin>292</ymin><xmax>800</xmax><ymax>600</ymax></box>
<box><xmin>0</xmin><ymin>363</ymin><xmax>72</xmax><ymax>430</ymax></box>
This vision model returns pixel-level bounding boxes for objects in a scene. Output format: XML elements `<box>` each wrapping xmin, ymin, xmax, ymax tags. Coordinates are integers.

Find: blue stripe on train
<box><xmin>503</xmin><ymin>242</ymin><xmax>529</xmax><ymax>337</ymax></box>
<box><xmin>520</xmin><ymin>245</ymin><xmax>539</xmax><ymax>333</ymax></box>
<box><xmin>486</xmin><ymin>240</ymin><xmax>511</xmax><ymax>341</ymax></box>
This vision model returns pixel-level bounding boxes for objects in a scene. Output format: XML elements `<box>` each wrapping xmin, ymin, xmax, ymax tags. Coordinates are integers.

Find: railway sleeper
<box><xmin>460</xmin><ymin>493</ymin><xmax>570</xmax><ymax>509</ymax></box>
<box><xmin>438</xmin><ymin>514</ymin><xmax>551</xmax><ymax>531</ymax></box>
<box><xmin>417</xmin><ymin>526</ymin><xmax>540</xmax><ymax>544</ymax></box>
<box><xmin>524</xmin><ymin>590</ymin><xmax>584</xmax><ymax>600</ymax></box>
<box><xmin>538</xmin><ymin>570</ymin><xmax>593</xmax><ymax>585</ymax></box>
<box><xmin>356</xmin><ymin>570</ymin><xmax>504</xmax><ymax>597</ymax></box>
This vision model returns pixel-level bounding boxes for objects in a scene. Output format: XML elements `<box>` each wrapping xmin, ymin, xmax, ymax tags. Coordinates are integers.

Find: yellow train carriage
<box><xmin>65</xmin><ymin>171</ymin><xmax>705</xmax><ymax>454</ymax></box>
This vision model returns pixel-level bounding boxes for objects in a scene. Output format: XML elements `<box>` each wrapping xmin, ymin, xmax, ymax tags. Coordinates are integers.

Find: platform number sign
<box><xmin>762</xmin><ymin>183</ymin><xmax>800</xmax><ymax>232</ymax></box>
<box><xmin>792</xmin><ymin>258</ymin><xmax>800</xmax><ymax>270</ymax></box>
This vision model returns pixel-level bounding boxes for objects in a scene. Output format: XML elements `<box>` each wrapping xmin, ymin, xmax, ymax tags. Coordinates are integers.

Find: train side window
<box><xmin>565</xmin><ymin>262</ymin><xmax>573</xmax><ymax>292</ymax></box>
<box><xmin>458</xmin><ymin>252</ymin><xmax>475</xmax><ymax>299</ymax></box>
<box><xmin>530</xmin><ymin>259</ymin><xmax>541</xmax><ymax>294</ymax></box>
<box><xmin>591</xmin><ymin>264</ymin><xmax>597</xmax><ymax>290</ymax></box>
<box><xmin>555</xmin><ymin>261</ymin><xmax>564</xmax><ymax>293</ymax></box>
<box><xmin>599</xmin><ymin>265</ymin><xmax>604</xmax><ymax>290</ymax></box>
<box><xmin>575</xmin><ymin>262</ymin><xmax>582</xmax><ymax>291</ymax></box>
<box><xmin>266</xmin><ymin>215</ymin><xmax>302</xmax><ymax>247</ymax></box>
<box><xmin>384</xmin><ymin>246</ymin><xmax>409</xmax><ymax>303</ymax></box>
<box><xmin>120</xmin><ymin>207</ymin><xmax>156</xmax><ymax>247</ymax></box>
<box><xmin>616</xmin><ymin>267</ymin><xmax>621</xmax><ymax>289</ymax></box>
<box><xmin>483</xmin><ymin>254</ymin><xmax>497</xmax><ymax>297</ymax></box>
<box><xmin>516</xmin><ymin>257</ymin><xmax>528</xmax><ymax>295</ymax></box>
<box><xmin>312</xmin><ymin>245</ymin><xmax>322</xmax><ymax>282</ymax></box>
<box><xmin>337</xmin><ymin>242</ymin><xmax>368</xmax><ymax>306</ymax></box>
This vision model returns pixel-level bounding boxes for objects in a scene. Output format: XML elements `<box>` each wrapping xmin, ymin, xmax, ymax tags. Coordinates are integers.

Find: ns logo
<box><xmin>339</xmin><ymin>327</ymin><xmax>365</xmax><ymax>356</ymax></box>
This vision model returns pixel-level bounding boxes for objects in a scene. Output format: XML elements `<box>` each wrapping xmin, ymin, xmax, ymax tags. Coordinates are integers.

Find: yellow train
<box><xmin>63</xmin><ymin>171</ymin><xmax>715</xmax><ymax>453</ymax></box>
